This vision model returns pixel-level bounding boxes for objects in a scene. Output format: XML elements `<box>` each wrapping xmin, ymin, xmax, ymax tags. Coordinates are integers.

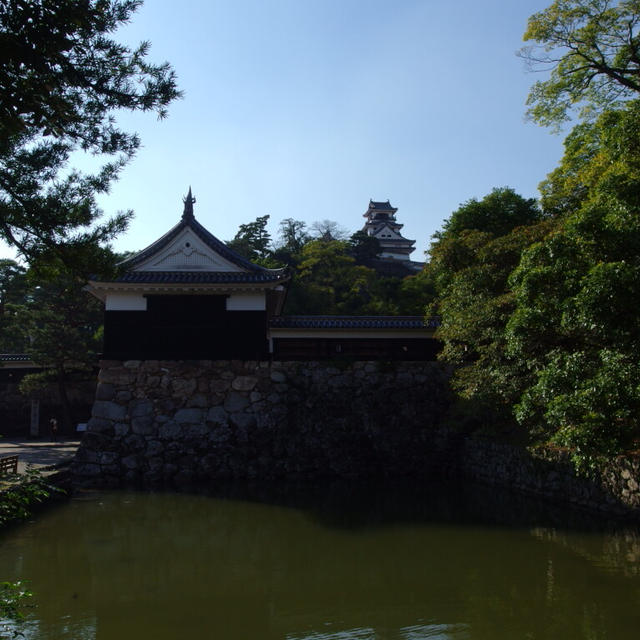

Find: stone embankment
<box><xmin>72</xmin><ymin>359</ymin><xmax>450</xmax><ymax>488</ymax></box>
<box><xmin>72</xmin><ymin>358</ymin><xmax>640</xmax><ymax>520</ymax></box>
<box><xmin>454</xmin><ymin>437</ymin><xmax>640</xmax><ymax>519</ymax></box>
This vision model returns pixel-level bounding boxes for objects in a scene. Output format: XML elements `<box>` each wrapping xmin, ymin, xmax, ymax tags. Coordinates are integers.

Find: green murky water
<box><xmin>1</xmin><ymin>481</ymin><xmax>639</xmax><ymax>639</ymax></box>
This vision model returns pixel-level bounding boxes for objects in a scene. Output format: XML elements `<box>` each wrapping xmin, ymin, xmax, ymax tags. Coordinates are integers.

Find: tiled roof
<box><xmin>117</xmin><ymin>271</ymin><xmax>289</xmax><ymax>284</ymax></box>
<box><xmin>371</xmin><ymin>234</ymin><xmax>415</xmax><ymax>246</ymax></box>
<box><xmin>270</xmin><ymin>316</ymin><xmax>440</xmax><ymax>329</ymax></box>
<box><xmin>369</xmin><ymin>200</ymin><xmax>397</xmax><ymax>211</ymax></box>
<box><xmin>0</xmin><ymin>353</ymin><xmax>32</xmax><ymax>362</ymax></box>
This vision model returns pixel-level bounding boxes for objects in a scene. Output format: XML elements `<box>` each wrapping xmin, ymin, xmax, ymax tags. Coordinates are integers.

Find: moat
<box><xmin>1</xmin><ymin>479</ymin><xmax>639</xmax><ymax>639</ymax></box>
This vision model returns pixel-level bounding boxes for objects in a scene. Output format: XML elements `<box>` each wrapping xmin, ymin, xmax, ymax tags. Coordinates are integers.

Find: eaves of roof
<box><xmin>0</xmin><ymin>353</ymin><xmax>32</xmax><ymax>362</ymax></box>
<box><xmin>269</xmin><ymin>316</ymin><xmax>440</xmax><ymax>329</ymax></box>
<box><xmin>115</xmin><ymin>271</ymin><xmax>290</xmax><ymax>284</ymax></box>
<box><xmin>367</xmin><ymin>200</ymin><xmax>398</xmax><ymax>213</ymax></box>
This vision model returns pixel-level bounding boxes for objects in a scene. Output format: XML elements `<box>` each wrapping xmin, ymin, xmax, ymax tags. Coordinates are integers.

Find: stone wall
<box><xmin>452</xmin><ymin>435</ymin><xmax>640</xmax><ymax>519</ymax></box>
<box><xmin>72</xmin><ymin>358</ymin><xmax>640</xmax><ymax>520</ymax></box>
<box><xmin>72</xmin><ymin>359</ymin><xmax>450</xmax><ymax>488</ymax></box>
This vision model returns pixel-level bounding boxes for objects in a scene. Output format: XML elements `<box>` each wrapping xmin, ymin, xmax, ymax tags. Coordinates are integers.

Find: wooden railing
<box><xmin>0</xmin><ymin>455</ymin><xmax>19</xmax><ymax>475</ymax></box>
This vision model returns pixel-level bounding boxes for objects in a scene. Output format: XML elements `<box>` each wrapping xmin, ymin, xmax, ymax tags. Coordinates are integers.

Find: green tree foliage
<box><xmin>0</xmin><ymin>0</ymin><xmax>180</xmax><ymax>260</ymax></box>
<box><xmin>0</xmin><ymin>580</ymin><xmax>33</xmax><ymax>637</ymax></box>
<box><xmin>428</xmin><ymin>188</ymin><xmax>545</xmax><ymax>295</ymax></box>
<box><xmin>507</xmin><ymin>205</ymin><xmax>640</xmax><ymax>469</ymax></box>
<box><xmin>284</xmin><ymin>239</ymin><xmax>397</xmax><ymax>315</ymax></box>
<box><xmin>348</xmin><ymin>230</ymin><xmax>382</xmax><ymax>263</ymax></box>
<box><xmin>395</xmin><ymin>269</ymin><xmax>437</xmax><ymax>316</ymax></box>
<box><xmin>427</xmin><ymin>189</ymin><xmax>550</xmax><ymax>429</ymax></box>
<box><xmin>506</xmin><ymin>101</ymin><xmax>640</xmax><ymax>467</ymax></box>
<box><xmin>0</xmin><ymin>259</ymin><xmax>27</xmax><ymax>351</ymax></box>
<box><xmin>227</xmin><ymin>215</ymin><xmax>272</xmax><ymax>263</ymax></box>
<box><xmin>226</xmin><ymin>216</ymin><xmax>430</xmax><ymax>315</ymax></box>
<box><xmin>434</xmin><ymin>187</ymin><xmax>542</xmax><ymax>241</ymax></box>
<box><xmin>506</xmin><ymin>1</ymin><xmax>640</xmax><ymax>466</ymax></box>
<box><xmin>6</xmin><ymin>247</ymin><xmax>119</xmax><ymax>430</ymax></box>
<box><xmin>0</xmin><ymin>260</ymin><xmax>26</xmax><ymax>305</ymax></box>
<box><xmin>271</xmin><ymin>218</ymin><xmax>310</xmax><ymax>267</ymax></box>
<box><xmin>520</xmin><ymin>0</ymin><xmax>640</xmax><ymax>128</ymax></box>
<box><xmin>540</xmin><ymin>100</ymin><xmax>640</xmax><ymax>215</ymax></box>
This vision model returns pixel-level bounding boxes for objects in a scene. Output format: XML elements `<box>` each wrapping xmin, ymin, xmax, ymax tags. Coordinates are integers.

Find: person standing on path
<box><xmin>49</xmin><ymin>418</ymin><xmax>58</xmax><ymax>442</ymax></box>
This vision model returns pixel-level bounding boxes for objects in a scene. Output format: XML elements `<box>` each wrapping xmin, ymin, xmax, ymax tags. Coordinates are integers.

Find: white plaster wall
<box><xmin>379</xmin><ymin>251</ymin><xmax>410</xmax><ymax>261</ymax></box>
<box><xmin>226</xmin><ymin>293</ymin><xmax>266</xmax><ymax>311</ymax></box>
<box><xmin>105</xmin><ymin>293</ymin><xmax>148</xmax><ymax>311</ymax></box>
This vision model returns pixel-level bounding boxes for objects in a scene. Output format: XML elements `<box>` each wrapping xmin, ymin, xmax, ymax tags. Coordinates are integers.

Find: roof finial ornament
<box><xmin>182</xmin><ymin>186</ymin><xmax>196</xmax><ymax>221</ymax></box>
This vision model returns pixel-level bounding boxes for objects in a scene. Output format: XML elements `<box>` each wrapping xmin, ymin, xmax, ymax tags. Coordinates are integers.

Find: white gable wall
<box><xmin>372</xmin><ymin>224</ymin><xmax>404</xmax><ymax>241</ymax></box>
<box><xmin>133</xmin><ymin>228</ymin><xmax>246</xmax><ymax>272</ymax></box>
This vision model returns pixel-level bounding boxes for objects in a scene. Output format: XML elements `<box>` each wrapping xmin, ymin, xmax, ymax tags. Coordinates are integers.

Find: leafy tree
<box><xmin>0</xmin><ymin>260</ymin><xmax>26</xmax><ymax>305</ymax></box>
<box><xmin>227</xmin><ymin>215</ymin><xmax>272</xmax><ymax>262</ymax></box>
<box><xmin>540</xmin><ymin>99</ymin><xmax>640</xmax><ymax>215</ymax></box>
<box><xmin>503</xmin><ymin>94</ymin><xmax>640</xmax><ymax>467</ymax></box>
<box><xmin>514</xmin><ymin>3</ymin><xmax>640</xmax><ymax>465</ymax></box>
<box><xmin>0</xmin><ymin>0</ymin><xmax>180</xmax><ymax>260</ymax></box>
<box><xmin>507</xmin><ymin>201</ymin><xmax>640</xmax><ymax>469</ymax></box>
<box><xmin>431</xmin><ymin>223</ymin><xmax>555</xmax><ymax>429</ymax></box>
<box><xmin>348</xmin><ymin>230</ymin><xmax>382</xmax><ymax>263</ymax></box>
<box><xmin>427</xmin><ymin>189</ymin><xmax>550</xmax><ymax>429</ymax></box>
<box><xmin>285</xmin><ymin>239</ymin><xmax>393</xmax><ymax>315</ymax></box>
<box><xmin>228</xmin><ymin>216</ymin><xmax>429</xmax><ymax>315</ymax></box>
<box><xmin>278</xmin><ymin>218</ymin><xmax>310</xmax><ymax>254</ymax></box>
<box><xmin>434</xmin><ymin>187</ymin><xmax>543</xmax><ymax>241</ymax></box>
<box><xmin>428</xmin><ymin>188</ymin><xmax>544</xmax><ymax>296</ymax></box>
<box><xmin>429</xmin><ymin>1</ymin><xmax>640</xmax><ymax>464</ymax></box>
<box><xmin>0</xmin><ymin>259</ymin><xmax>27</xmax><ymax>352</ymax></box>
<box><xmin>395</xmin><ymin>269</ymin><xmax>437</xmax><ymax>316</ymax></box>
<box><xmin>520</xmin><ymin>0</ymin><xmax>640</xmax><ymax>128</ymax></box>
<box><xmin>7</xmin><ymin>246</ymin><xmax>119</xmax><ymax>430</ymax></box>
<box><xmin>309</xmin><ymin>219</ymin><xmax>349</xmax><ymax>241</ymax></box>
<box><xmin>271</xmin><ymin>218</ymin><xmax>310</xmax><ymax>267</ymax></box>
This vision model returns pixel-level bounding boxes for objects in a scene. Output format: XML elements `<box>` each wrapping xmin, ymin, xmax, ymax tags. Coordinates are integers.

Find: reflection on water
<box><xmin>285</xmin><ymin>623</ymin><xmax>471</xmax><ymax>640</ymax></box>
<box><xmin>0</xmin><ymin>480</ymin><xmax>639</xmax><ymax>640</ymax></box>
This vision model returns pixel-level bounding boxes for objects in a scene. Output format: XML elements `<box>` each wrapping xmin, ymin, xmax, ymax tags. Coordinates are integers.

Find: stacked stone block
<box><xmin>72</xmin><ymin>359</ymin><xmax>449</xmax><ymax>487</ymax></box>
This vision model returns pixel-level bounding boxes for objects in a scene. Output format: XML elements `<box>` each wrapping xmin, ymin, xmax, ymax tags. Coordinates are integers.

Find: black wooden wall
<box><xmin>103</xmin><ymin>295</ymin><xmax>268</xmax><ymax>360</ymax></box>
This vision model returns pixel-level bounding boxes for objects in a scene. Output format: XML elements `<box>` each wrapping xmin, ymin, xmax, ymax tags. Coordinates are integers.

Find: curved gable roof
<box><xmin>117</xmin><ymin>191</ymin><xmax>287</xmax><ymax>281</ymax></box>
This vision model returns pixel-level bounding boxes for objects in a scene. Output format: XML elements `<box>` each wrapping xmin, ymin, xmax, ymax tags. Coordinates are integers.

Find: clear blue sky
<box><xmin>6</xmin><ymin>0</ymin><xmax>568</xmax><ymax>261</ymax></box>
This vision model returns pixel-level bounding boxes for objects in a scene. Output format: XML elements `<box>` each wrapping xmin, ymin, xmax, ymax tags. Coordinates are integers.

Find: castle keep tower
<box><xmin>362</xmin><ymin>199</ymin><xmax>416</xmax><ymax>262</ymax></box>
